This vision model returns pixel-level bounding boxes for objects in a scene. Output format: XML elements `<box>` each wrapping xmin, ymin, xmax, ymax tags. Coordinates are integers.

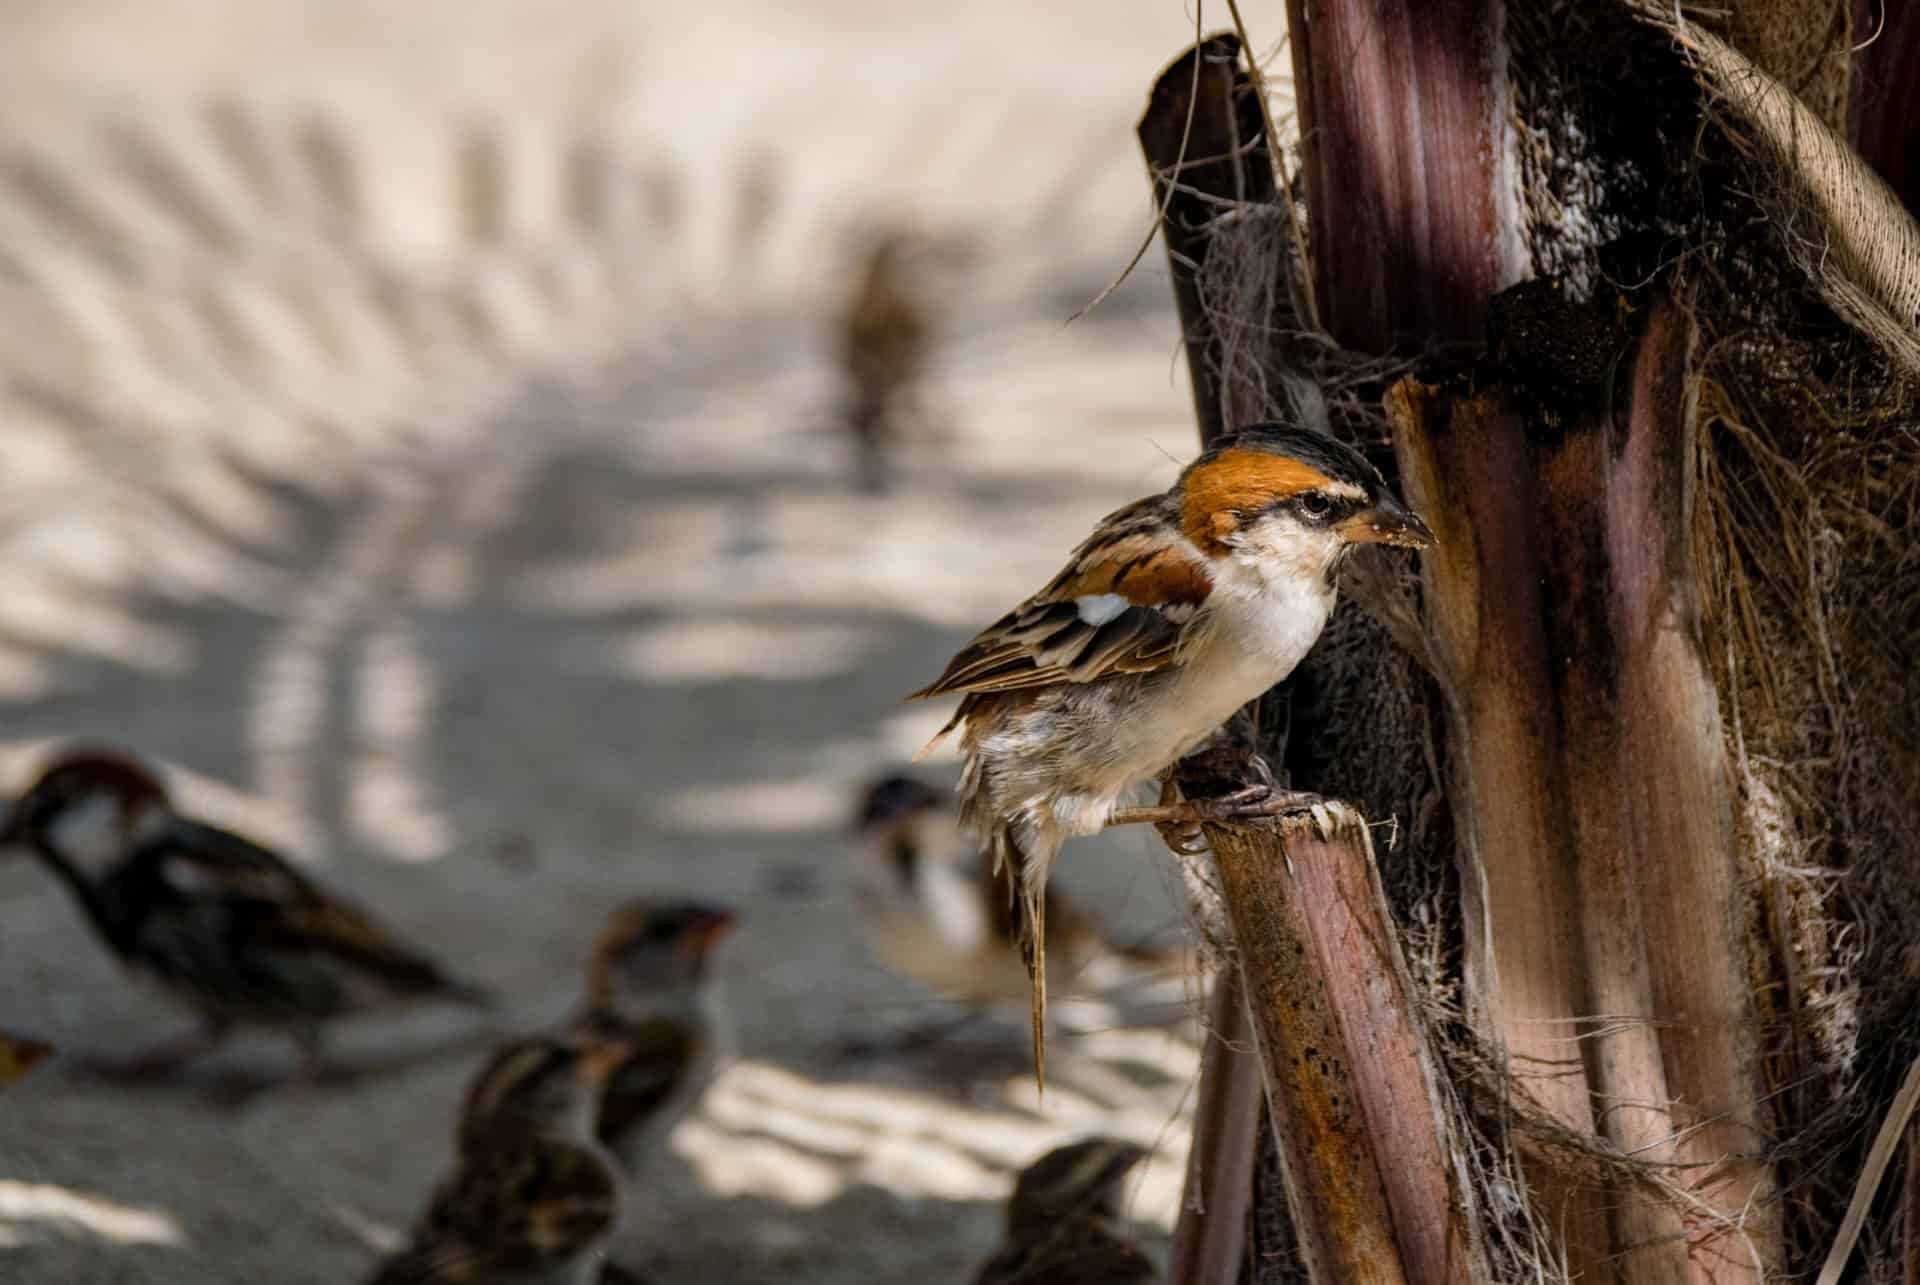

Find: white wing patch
<box><xmin>1074</xmin><ymin>593</ymin><xmax>1131</xmax><ymax>626</ymax></box>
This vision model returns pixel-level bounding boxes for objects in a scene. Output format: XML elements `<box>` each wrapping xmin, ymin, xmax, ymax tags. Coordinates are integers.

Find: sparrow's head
<box><xmin>585</xmin><ymin>899</ymin><xmax>736</xmax><ymax>1011</ymax></box>
<box><xmin>855</xmin><ymin>775</ymin><xmax>943</xmax><ymax>830</ymax></box>
<box><xmin>1176</xmin><ymin>424</ymin><xmax>1433</xmax><ymax>586</ymax></box>
<box><xmin>0</xmin><ymin>747</ymin><xmax>173</xmax><ymax>868</ymax></box>
<box><xmin>1005</xmin><ymin>1137</ymin><xmax>1150</xmax><ymax>1244</ymax></box>
<box><xmin>458</xmin><ymin>1034</ymin><xmax>629</xmax><ymax>1148</ymax></box>
<box><xmin>851</xmin><ymin>773</ymin><xmax>958</xmax><ymax>891</ymax></box>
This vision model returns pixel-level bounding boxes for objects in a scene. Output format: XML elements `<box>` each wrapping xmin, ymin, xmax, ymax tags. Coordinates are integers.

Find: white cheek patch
<box><xmin>1075</xmin><ymin>593</ymin><xmax>1131</xmax><ymax>626</ymax></box>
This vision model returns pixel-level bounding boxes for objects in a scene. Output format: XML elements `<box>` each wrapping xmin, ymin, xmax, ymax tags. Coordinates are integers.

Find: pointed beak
<box><xmin>688</xmin><ymin>907</ymin><xmax>737</xmax><ymax>952</ymax></box>
<box><xmin>1339</xmin><ymin>492</ymin><xmax>1435</xmax><ymax>549</ymax></box>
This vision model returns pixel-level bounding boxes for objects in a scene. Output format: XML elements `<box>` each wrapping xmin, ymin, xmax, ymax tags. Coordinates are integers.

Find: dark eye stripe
<box><xmin>1254</xmin><ymin>492</ymin><xmax>1359</xmax><ymax>524</ymax></box>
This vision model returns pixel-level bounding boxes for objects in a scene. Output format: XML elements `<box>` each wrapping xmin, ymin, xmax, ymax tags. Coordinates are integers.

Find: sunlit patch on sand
<box><xmin>349</xmin><ymin>624</ymin><xmax>454</xmax><ymax>862</ymax></box>
<box><xmin>0</xmin><ymin>1181</ymin><xmax>186</xmax><ymax>1248</ymax></box>
<box><xmin>654</xmin><ymin>778</ymin><xmax>852</xmax><ymax>833</ymax></box>
<box><xmin>618</xmin><ymin>619</ymin><xmax>875</xmax><ymax>683</ymax></box>
<box><xmin>679</xmin><ymin>1061</ymin><xmax>1186</xmax><ymax>1225</ymax></box>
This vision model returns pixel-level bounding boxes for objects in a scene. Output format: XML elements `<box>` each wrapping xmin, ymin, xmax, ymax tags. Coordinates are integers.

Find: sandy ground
<box><xmin>0</xmin><ymin>1</ymin><xmax>1257</xmax><ymax>1280</ymax></box>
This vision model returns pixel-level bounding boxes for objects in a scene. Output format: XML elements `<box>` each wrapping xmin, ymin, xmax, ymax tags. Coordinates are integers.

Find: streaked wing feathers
<box><xmin>151</xmin><ymin>820</ymin><xmax>478</xmax><ymax>1002</ymax></box>
<box><xmin>910</xmin><ymin>498</ymin><xmax>1210</xmax><ymax>700</ymax></box>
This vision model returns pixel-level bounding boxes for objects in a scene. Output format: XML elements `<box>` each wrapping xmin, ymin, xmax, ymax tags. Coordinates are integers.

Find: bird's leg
<box><xmin>1108</xmin><ymin>784</ymin><xmax>1324</xmax><ymax>839</ymax></box>
<box><xmin>74</xmin><ymin>1018</ymin><xmax>229</xmax><ymax>1083</ymax></box>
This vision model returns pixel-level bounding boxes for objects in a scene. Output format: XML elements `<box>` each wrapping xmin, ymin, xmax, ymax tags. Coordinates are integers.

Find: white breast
<box><xmin>1085</xmin><ymin>568</ymin><xmax>1334</xmax><ymax>812</ymax></box>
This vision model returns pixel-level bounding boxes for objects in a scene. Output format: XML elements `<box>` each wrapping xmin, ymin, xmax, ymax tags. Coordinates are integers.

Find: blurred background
<box><xmin>0</xmin><ymin>0</ymin><xmax>1236</xmax><ymax>1280</ymax></box>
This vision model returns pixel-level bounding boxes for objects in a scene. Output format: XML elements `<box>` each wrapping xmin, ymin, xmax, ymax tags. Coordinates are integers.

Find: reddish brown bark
<box><xmin>1394</xmin><ymin>291</ymin><xmax>1775</xmax><ymax>1281</ymax></box>
<box><xmin>1167</xmin><ymin>970</ymin><xmax>1261</xmax><ymax>1285</ymax></box>
<box><xmin>1199</xmin><ymin>797</ymin><xmax>1483</xmax><ymax>1285</ymax></box>
<box><xmin>1285</xmin><ymin>0</ymin><xmax>1520</xmax><ymax>351</ymax></box>
<box><xmin>1137</xmin><ymin>33</ymin><xmax>1275</xmax><ymax>444</ymax></box>
<box><xmin>1849</xmin><ymin>0</ymin><xmax>1920</xmax><ymax>216</ymax></box>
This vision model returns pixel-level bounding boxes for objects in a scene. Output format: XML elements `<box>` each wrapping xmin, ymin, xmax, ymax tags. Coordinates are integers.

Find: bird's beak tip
<box><xmin>1341</xmin><ymin>499</ymin><xmax>1435</xmax><ymax>550</ymax></box>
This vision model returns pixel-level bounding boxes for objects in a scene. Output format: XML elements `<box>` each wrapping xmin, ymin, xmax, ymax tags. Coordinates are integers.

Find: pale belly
<box><xmin>1022</xmin><ymin>606</ymin><xmax>1327</xmax><ymax>835</ymax></box>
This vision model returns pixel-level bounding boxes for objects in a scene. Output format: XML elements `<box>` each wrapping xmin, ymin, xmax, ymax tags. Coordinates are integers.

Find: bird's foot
<box><xmin>1193</xmin><ymin>783</ymin><xmax>1325</xmax><ymax>825</ymax></box>
<box><xmin>1109</xmin><ymin>785</ymin><xmax>1326</xmax><ymax>851</ymax></box>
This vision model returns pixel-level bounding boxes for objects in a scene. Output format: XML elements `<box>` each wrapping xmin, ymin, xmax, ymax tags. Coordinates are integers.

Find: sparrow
<box><xmin>973</xmin><ymin>1137</ymin><xmax>1158</xmax><ymax>1285</ymax></box>
<box><xmin>0</xmin><ymin>746</ymin><xmax>491</xmax><ymax>1083</ymax></box>
<box><xmin>369</xmin><ymin>1035</ymin><xmax>630</xmax><ymax>1285</ymax></box>
<box><xmin>909</xmin><ymin>423</ymin><xmax>1432</xmax><ymax>1087</ymax></box>
<box><xmin>849</xmin><ymin>774</ymin><xmax>1186</xmax><ymax>1012</ymax></box>
<box><xmin>839</xmin><ymin>230</ymin><xmax>932</xmax><ymax>492</ymax></box>
<box><xmin>567</xmin><ymin>900</ymin><xmax>733</xmax><ymax>1169</ymax></box>
<box><xmin>0</xmin><ymin>1029</ymin><xmax>53</xmax><ymax>1086</ymax></box>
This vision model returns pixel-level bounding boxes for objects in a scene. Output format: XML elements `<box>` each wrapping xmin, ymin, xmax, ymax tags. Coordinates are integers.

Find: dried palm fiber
<box><xmin>1173</xmin><ymin>1</ymin><xmax>1920</xmax><ymax>1278</ymax></box>
<box><xmin>1624</xmin><ymin>2</ymin><xmax>1920</xmax><ymax>1274</ymax></box>
<box><xmin>1631</xmin><ymin>3</ymin><xmax>1920</xmax><ymax>376</ymax></box>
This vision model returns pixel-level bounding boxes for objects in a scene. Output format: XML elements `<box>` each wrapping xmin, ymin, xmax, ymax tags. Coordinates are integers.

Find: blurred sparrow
<box><xmin>850</xmin><ymin>774</ymin><xmax>1185</xmax><ymax>1011</ymax></box>
<box><xmin>370</xmin><ymin>1035</ymin><xmax>629</xmax><ymax>1285</ymax></box>
<box><xmin>0</xmin><ymin>1029</ymin><xmax>53</xmax><ymax>1086</ymax></box>
<box><xmin>839</xmin><ymin>230</ymin><xmax>931</xmax><ymax>492</ymax></box>
<box><xmin>569</xmin><ymin>900</ymin><xmax>733</xmax><ymax>1168</ymax></box>
<box><xmin>0</xmin><ymin>746</ymin><xmax>490</xmax><ymax>1083</ymax></box>
<box><xmin>909</xmin><ymin>424</ymin><xmax>1432</xmax><ymax>1086</ymax></box>
<box><xmin>974</xmin><ymin>1137</ymin><xmax>1158</xmax><ymax>1285</ymax></box>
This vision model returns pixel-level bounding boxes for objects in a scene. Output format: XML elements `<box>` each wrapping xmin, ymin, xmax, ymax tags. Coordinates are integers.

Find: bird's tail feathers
<box><xmin>995</xmin><ymin>819</ymin><xmax>1054</xmax><ymax>1096</ymax></box>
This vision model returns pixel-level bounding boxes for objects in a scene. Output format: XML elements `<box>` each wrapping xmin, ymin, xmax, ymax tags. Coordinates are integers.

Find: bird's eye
<box><xmin>1298</xmin><ymin>493</ymin><xmax>1333</xmax><ymax>520</ymax></box>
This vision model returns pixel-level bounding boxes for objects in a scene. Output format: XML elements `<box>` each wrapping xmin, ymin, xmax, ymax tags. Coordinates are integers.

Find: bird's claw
<box><xmin>1154</xmin><ymin>818</ymin><xmax>1210</xmax><ymax>855</ymax></box>
<box><xmin>1197</xmin><ymin>784</ymin><xmax>1326</xmax><ymax>827</ymax></box>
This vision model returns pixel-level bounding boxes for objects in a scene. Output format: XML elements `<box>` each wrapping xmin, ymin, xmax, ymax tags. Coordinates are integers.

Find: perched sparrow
<box><xmin>974</xmin><ymin>1137</ymin><xmax>1158</xmax><ymax>1285</ymax></box>
<box><xmin>0</xmin><ymin>1029</ymin><xmax>53</xmax><ymax>1086</ymax></box>
<box><xmin>568</xmin><ymin>900</ymin><xmax>733</xmax><ymax>1168</ymax></box>
<box><xmin>849</xmin><ymin>774</ymin><xmax>1184</xmax><ymax>1010</ymax></box>
<box><xmin>0</xmin><ymin>746</ymin><xmax>491</xmax><ymax>1083</ymax></box>
<box><xmin>839</xmin><ymin>230</ymin><xmax>931</xmax><ymax>492</ymax></box>
<box><xmin>369</xmin><ymin>1036</ymin><xmax>629</xmax><ymax>1285</ymax></box>
<box><xmin>909</xmin><ymin>424</ymin><xmax>1432</xmax><ymax>1086</ymax></box>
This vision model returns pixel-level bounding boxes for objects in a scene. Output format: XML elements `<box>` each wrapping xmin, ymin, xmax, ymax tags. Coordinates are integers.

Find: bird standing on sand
<box><xmin>368</xmin><ymin>1035</ymin><xmax>631</xmax><ymax>1285</ymax></box>
<box><xmin>909</xmin><ymin>424</ymin><xmax>1432</xmax><ymax>1087</ymax></box>
<box><xmin>849</xmin><ymin>774</ymin><xmax>1185</xmax><ymax>1015</ymax></box>
<box><xmin>0</xmin><ymin>746</ymin><xmax>490</xmax><ymax>1084</ymax></box>
<box><xmin>565</xmin><ymin>899</ymin><xmax>733</xmax><ymax>1169</ymax></box>
<box><xmin>973</xmin><ymin>1137</ymin><xmax>1159</xmax><ymax>1285</ymax></box>
<box><xmin>839</xmin><ymin>231</ymin><xmax>932</xmax><ymax>492</ymax></box>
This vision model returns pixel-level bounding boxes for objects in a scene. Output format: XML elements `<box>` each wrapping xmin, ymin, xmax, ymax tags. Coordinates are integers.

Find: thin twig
<box><xmin>1817</xmin><ymin>1052</ymin><xmax>1920</xmax><ymax>1285</ymax></box>
<box><xmin>1068</xmin><ymin>0</ymin><xmax>1206</xmax><ymax>324</ymax></box>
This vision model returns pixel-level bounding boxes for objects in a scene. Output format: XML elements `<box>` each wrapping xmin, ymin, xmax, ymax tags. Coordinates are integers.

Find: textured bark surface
<box><xmin>1187</xmin><ymin>783</ymin><xmax>1481</xmax><ymax>1285</ymax></box>
<box><xmin>1137</xmin><ymin>33</ymin><xmax>1274</xmax><ymax>443</ymax></box>
<box><xmin>1849</xmin><ymin>0</ymin><xmax>1920</xmax><ymax>215</ymax></box>
<box><xmin>1393</xmin><ymin>289</ymin><xmax>1775</xmax><ymax>1281</ymax></box>
<box><xmin>1284</xmin><ymin>0</ymin><xmax>1522</xmax><ymax>351</ymax></box>
<box><xmin>1169</xmin><ymin>971</ymin><xmax>1262</xmax><ymax>1285</ymax></box>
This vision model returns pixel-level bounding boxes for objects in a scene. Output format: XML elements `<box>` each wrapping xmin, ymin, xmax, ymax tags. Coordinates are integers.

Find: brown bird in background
<box><xmin>0</xmin><ymin>746</ymin><xmax>491</xmax><ymax>1085</ymax></box>
<box><xmin>973</xmin><ymin>1137</ymin><xmax>1159</xmax><ymax>1285</ymax></box>
<box><xmin>369</xmin><ymin>1035</ymin><xmax>631</xmax><ymax>1285</ymax></box>
<box><xmin>567</xmin><ymin>900</ymin><xmax>733</xmax><ymax>1169</ymax></box>
<box><xmin>849</xmin><ymin>775</ymin><xmax>1186</xmax><ymax>1016</ymax></box>
<box><xmin>838</xmin><ymin>230</ymin><xmax>932</xmax><ymax>492</ymax></box>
